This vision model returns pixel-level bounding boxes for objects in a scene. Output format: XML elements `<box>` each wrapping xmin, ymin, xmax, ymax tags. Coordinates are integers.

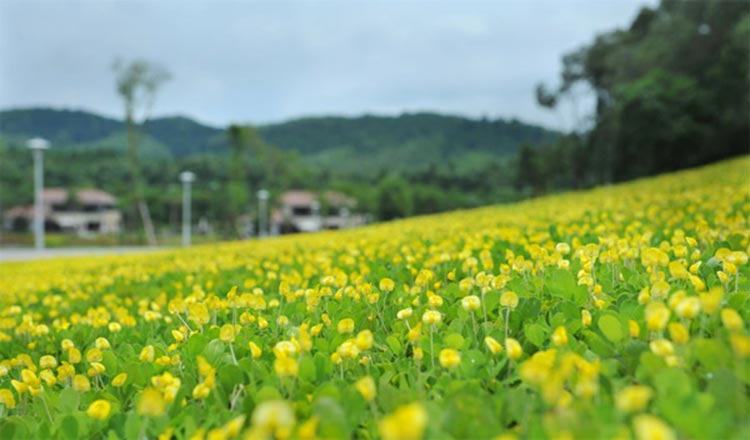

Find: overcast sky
<box><xmin>0</xmin><ymin>0</ymin><xmax>655</xmax><ymax>130</ymax></box>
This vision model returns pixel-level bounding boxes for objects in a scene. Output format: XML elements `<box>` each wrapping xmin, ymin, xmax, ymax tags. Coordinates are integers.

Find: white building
<box><xmin>3</xmin><ymin>188</ymin><xmax>122</xmax><ymax>235</ymax></box>
<box><xmin>273</xmin><ymin>190</ymin><xmax>366</xmax><ymax>233</ymax></box>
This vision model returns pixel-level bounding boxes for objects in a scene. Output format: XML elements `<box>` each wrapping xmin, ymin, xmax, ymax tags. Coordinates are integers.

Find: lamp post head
<box><xmin>257</xmin><ymin>189</ymin><xmax>269</xmax><ymax>201</ymax></box>
<box><xmin>180</xmin><ymin>171</ymin><xmax>195</xmax><ymax>183</ymax></box>
<box><xmin>27</xmin><ymin>138</ymin><xmax>50</xmax><ymax>151</ymax></box>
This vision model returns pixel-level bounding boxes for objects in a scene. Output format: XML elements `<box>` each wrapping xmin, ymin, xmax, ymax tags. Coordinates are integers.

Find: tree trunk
<box><xmin>137</xmin><ymin>199</ymin><xmax>157</xmax><ymax>247</ymax></box>
<box><xmin>126</xmin><ymin>112</ymin><xmax>158</xmax><ymax>247</ymax></box>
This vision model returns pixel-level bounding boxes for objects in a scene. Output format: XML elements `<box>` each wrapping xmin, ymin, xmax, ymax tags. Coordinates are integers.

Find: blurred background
<box><xmin>0</xmin><ymin>0</ymin><xmax>747</xmax><ymax>248</ymax></box>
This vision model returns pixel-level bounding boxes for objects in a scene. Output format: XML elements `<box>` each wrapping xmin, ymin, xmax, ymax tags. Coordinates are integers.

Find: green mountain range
<box><xmin>0</xmin><ymin>108</ymin><xmax>557</xmax><ymax>171</ymax></box>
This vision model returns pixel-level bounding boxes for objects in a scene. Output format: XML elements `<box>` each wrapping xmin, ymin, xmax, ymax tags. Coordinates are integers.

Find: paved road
<box><xmin>0</xmin><ymin>246</ymin><xmax>171</xmax><ymax>262</ymax></box>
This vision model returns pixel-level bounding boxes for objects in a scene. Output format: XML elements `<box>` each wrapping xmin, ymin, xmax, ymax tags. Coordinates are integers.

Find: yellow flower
<box><xmin>337</xmin><ymin>318</ymin><xmax>355</xmax><ymax>334</ymax></box>
<box><xmin>378</xmin><ymin>402</ymin><xmax>428</xmax><ymax>440</ymax></box>
<box><xmin>506</xmin><ymin>338</ymin><xmax>522</xmax><ymax>360</ymax></box>
<box><xmin>138</xmin><ymin>387</ymin><xmax>166</xmax><ymax>417</ymax></box>
<box><xmin>461</xmin><ymin>295</ymin><xmax>481</xmax><ymax>312</ymax></box>
<box><xmin>397</xmin><ymin>307</ymin><xmax>413</xmax><ymax>320</ymax></box>
<box><xmin>484</xmin><ymin>336</ymin><xmax>503</xmax><ymax>355</ymax></box>
<box><xmin>413</xmin><ymin>348</ymin><xmax>424</xmax><ymax>361</ymax></box>
<box><xmin>297</xmin><ymin>416</ymin><xmax>319</xmax><ymax>440</ymax></box>
<box><xmin>615</xmin><ymin>385</ymin><xmax>653</xmax><ymax>413</ymax></box>
<box><xmin>355</xmin><ymin>375</ymin><xmax>376</xmax><ymax>401</ymax></box>
<box><xmin>112</xmin><ymin>373</ymin><xmax>128</xmax><ymax>387</ymax></box>
<box><xmin>188</xmin><ymin>302</ymin><xmax>210</xmax><ymax>326</ymax></box>
<box><xmin>379</xmin><ymin>278</ymin><xmax>395</xmax><ymax>292</ymax></box>
<box><xmin>649</xmin><ymin>339</ymin><xmax>674</xmax><ymax>357</ymax></box>
<box><xmin>68</xmin><ymin>348</ymin><xmax>82</xmax><ymax>364</ymax></box>
<box><xmin>61</xmin><ymin>339</ymin><xmax>75</xmax><ymax>351</ymax></box>
<box><xmin>421</xmin><ymin>310</ymin><xmax>442</xmax><ymax>326</ymax></box>
<box><xmin>108</xmin><ymin>322</ymin><xmax>122</xmax><ymax>333</ymax></box>
<box><xmin>551</xmin><ymin>326</ymin><xmax>568</xmax><ymax>346</ymax></box>
<box><xmin>427</xmin><ymin>294</ymin><xmax>443</xmax><ymax>308</ymax></box>
<box><xmin>629</xmin><ymin>320</ymin><xmax>641</xmax><ymax>338</ymax></box>
<box><xmin>192</xmin><ymin>382</ymin><xmax>211</xmax><ymax>400</ymax></box>
<box><xmin>11</xmin><ymin>380</ymin><xmax>28</xmax><ymax>394</ymax></box>
<box><xmin>500</xmin><ymin>291</ymin><xmax>519</xmax><ymax>309</ymax></box>
<box><xmin>698</xmin><ymin>287</ymin><xmax>722</xmax><ymax>314</ymax></box>
<box><xmin>249</xmin><ymin>341</ymin><xmax>263</xmax><ymax>359</ymax></box>
<box><xmin>139</xmin><ymin>345</ymin><xmax>155</xmax><ymax>362</ymax></box>
<box><xmin>408</xmin><ymin>323</ymin><xmax>423</xmax><ymax>342</ymax></box>
<box><xmin>581</xmin><ymin>310</ymin><xmax>592</xmax><ymax>327</ymax></box>
<box><xmin>668</xmin><ymin>322</ymin><xmax>689</xmax><ymax>344</ymax></box>
<box><xmin>257</xmin><ymin>316</ymin><xmax>268</xmax><ymax>329</ymax></box>
<box><xmin>273</xmin><ymin>341</ymin><xmax>298</xmax><ymax>358</ymax></box>
<box><xmin>355</xmin><ymin>330</ymin><xmax>374</xmax><ymax>350</ymax></box>
<box><xmin>459</xmin><ymin>277</ymin><xmax>474</xmax><ymax>293</ymax></box>
<box><xmin>87</xmin><ymin>399</ymin><xmax>112</xmax><ymax>420</ymax></box>
<box><xmin>0</xmin><ymin>389</ymin><xmax>16</xmax><ymax>409</ymax></box>
<box><xmin>72</xmin><ymin>374</ymin><xmax>91</xmax><ymax>392</ymax></box>
<box><xmin>172</xmin><ymin>330</ymin><xmax>185</xmax><ymax>342</ymax></box>
<box><xmin>721</xmin><ymin>308</ymin><xmax>744</xmax><ymax>331</ymax></box>
<box><xmin>88</xmin><ymin>362</ymin><xmax>106</xmax><ymax>376</ymax></box>
<box><xmin>86</xmin><ymin>348</ymin><xmax>103</xmax><ymax>363</ymax></box>
<box><xmin>40</xmin><ymin>370</ymin><xmax>56</xmax><ymax>387</ymax></box>
<box><xmin>439</xmin><ymin>348</ymin><xmax>461</xmax><ymax>368</ymax></box>
<box><xmin>274</xmin><ymin>355</ymin><xmax>298</xmax><ymax>377</ymax></box>
<box><xmin>251</xmin><ymin>400</ymin><xmax>296</xmax><ymax>439</ymax></box>
<box><xmin>645</xmin><ymin>302</ymin><xmax>670</xmax><ymax>332</ymax></box>
<box><xmin>675</xmin><ymin>297</ymin><xmax>700</xmax><ymax>319</ymax></box>
<box><xmin>39</xmin><ymin>355</ymin><xmax>57</xmax><ymax>369</ymax></box>
<box><xmin>730</xmin><ymin>334</ymin><xmax>750</xmax><ymax>358</ymax></box>
<box><xmin>95</xmin><ymin>337</ymin><xmax>112</xmax><ymax>350</ymax></box>
<box><xmin>633</xmin><ymin>414</ymin><xmax>675</xmax><ymax>440</ymax></box>
<box><xmin>219</xmin><ymin>324</ymin><xmax>235</xmax><ymax>343</ymax></box>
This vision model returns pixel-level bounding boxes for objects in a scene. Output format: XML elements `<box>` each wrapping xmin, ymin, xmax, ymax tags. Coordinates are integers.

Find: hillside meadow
<box><xmin>0</xmin><ymin>157</ymin><xmax>748</xmax><ymax>439</ymax></box>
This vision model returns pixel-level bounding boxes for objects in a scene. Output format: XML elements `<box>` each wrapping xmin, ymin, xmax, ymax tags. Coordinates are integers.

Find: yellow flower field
<box><xmin>1</xmin><ymin>157</ymin><xmax>749</xmax><ymax>439</ymax></box>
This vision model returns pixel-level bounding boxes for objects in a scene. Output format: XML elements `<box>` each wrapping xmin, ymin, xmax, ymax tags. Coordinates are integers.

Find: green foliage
<box><xmin>532</xmin><ymin>0</ymin><xmax>749</xmax><ymax>191</ymax></box>
<box><xmin>376</xmin><ymin>175</ymin><xmax>413</xmax><ymax>221</ymax></box>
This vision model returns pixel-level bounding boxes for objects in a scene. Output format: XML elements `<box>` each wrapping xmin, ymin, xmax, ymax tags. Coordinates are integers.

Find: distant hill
<box><xmin>0</xmin><ymin>108</ymin><xmax>558</xmax><ymax>171</ymax></box>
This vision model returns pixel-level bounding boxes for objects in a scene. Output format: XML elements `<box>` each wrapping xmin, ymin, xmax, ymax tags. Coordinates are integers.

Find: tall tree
<box><xmin>535</xmin><ymin>0</ymin><xmax>748</xmax><ymax>186</ymax></box>
<box><xmin>113</xmin><ymin>59</ymin><xmax>171</xmax><ymax>246</ymax></box>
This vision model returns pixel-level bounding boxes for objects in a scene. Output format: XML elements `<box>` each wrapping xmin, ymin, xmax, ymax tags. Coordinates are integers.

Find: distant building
<box><xmin>3</xmin><ymin>188</ymin><xmax>122</xmax><ymax>235</ymax></box>
<box><xmin>273</xmin><ymin>190</ymin><xmax>366</xmax><ymax>233</ymax></box>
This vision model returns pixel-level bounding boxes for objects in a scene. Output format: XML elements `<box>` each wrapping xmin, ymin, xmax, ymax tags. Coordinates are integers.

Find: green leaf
<box><xmin>444</xmin><ymin>333</ymin><xmax>465</xmax><ymax>350</ymax></box>
<box><xmin>598</xmin><ymin>314</ymin><xmax>624</xmax><ymax>342</ymax></box>
<box><xmin>203</xmin><ymin>339</ymin><xmax>226</xmax><ymax>364</ymax></box>
<box><xmin>255</xmin><ymin>385</ymin><xmax>282</xmax><ymax>403</ymax></box>
<box><xmin>58</xmin><ymin>387</ymin><xmax>80</xmax><ymax>413</ymax></box>
<box><xmin>299</xmin><ymin>356</ymin><xmax>317</xmax><ymax>383</ymax></box>
<box><xmin>693</xmin><ymin>338</ymin><xmax>731</xmax><ymax>371</ymax></box>
<box><xmin>386</xmin><ymin>335</ymin><xmax>402</xmax><ymax>355</ymax></box>
<box><xmin>218</xmin><ymin>364</ymin><xmax>244</xmax><ymax>393</ymax></box>
<box><xmin>124</xmin><ymin>411</ymin><xmax>140</xmax><ymax>440</ymax></box>
<box><xmin>59</xmin><ymin>415</ymin><xmax>79</xmax><ymax>440</ymax></box>
<box><xmin>545</xmin><ymin>268</ymin><xmax>588</xmax><ymax>306</ymax></box>
<box><xmin>313</xmin><ymin>397</ymin><xmax>351</xmax><ymax>439</ymax></box>
<box><xmin>187</xmin><ymin>333</ymin><xmax>208</xmax><ymax>358</ymax></box>
<box><xmin>0</xmin><ymin>418</ymin><xmax>29</xmax><ymax>440</ymax></box>
<box><xmin>524</xmin><ymin>323</ymin><xmax>547</xmax><ymax>347</ymax></box>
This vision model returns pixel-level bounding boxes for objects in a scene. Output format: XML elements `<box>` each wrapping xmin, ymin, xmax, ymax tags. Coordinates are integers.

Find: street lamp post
<box><xmin>257</xmin><ymin>189</ymin><xmax>269</xmax><ymax>238</ymax></box>
<box><xmin>179</xmin><ymin>171</ymin><xmax>195</xmax><ymax>247</ymax></box>
<box><xmin>27</xmin><ymin>138</ymin><xmax>49</xmax><ymax>250</ymax></box>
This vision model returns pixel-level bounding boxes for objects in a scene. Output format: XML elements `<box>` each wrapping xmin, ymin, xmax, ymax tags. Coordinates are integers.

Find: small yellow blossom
<box><xmin>87</xmin><ymin>399</ymin><xmax>112</xmax><ymax>420</ymax></box>
<box><xmin>355</xmin><ymin>375</ymin><xmax>376</xmax><ymax>401</ymax></box>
